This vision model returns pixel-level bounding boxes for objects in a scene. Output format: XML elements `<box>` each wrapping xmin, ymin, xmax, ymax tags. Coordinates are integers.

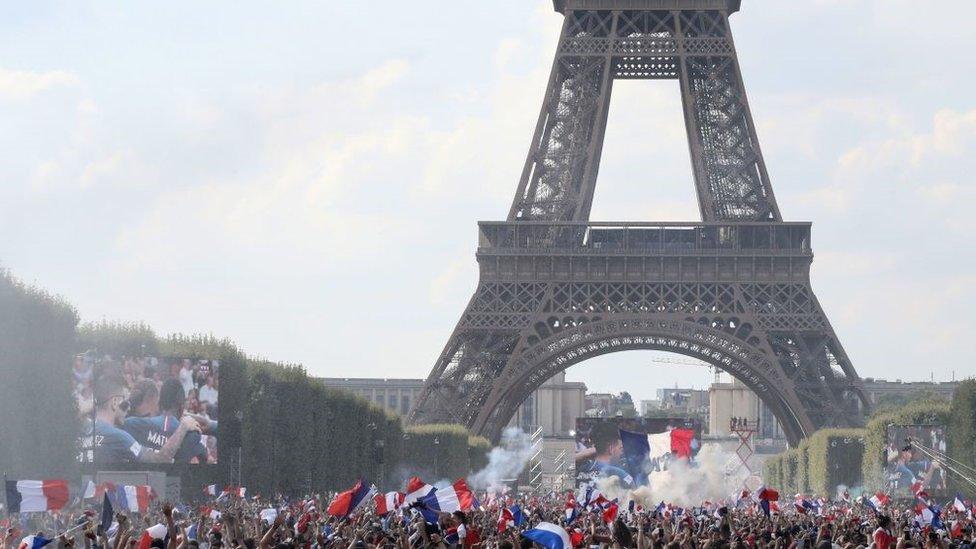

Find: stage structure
<box><xmin>409</xmin><ymin>0</ymin><xmax>869</xmax><ymax>445</ymax></box>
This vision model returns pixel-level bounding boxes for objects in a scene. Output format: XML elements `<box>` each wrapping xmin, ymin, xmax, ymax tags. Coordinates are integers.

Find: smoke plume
<box><xmin>468</xmin><ymin>427</ymin><xmax>533</xmax><ymax>490</ymax></box>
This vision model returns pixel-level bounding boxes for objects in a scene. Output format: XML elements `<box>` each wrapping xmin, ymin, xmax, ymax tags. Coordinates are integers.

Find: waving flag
<box><xmin>915</xmin><ymin>503</ymin><xmax>943</xmax><ymax>529</ymax></box>
<box><xmin>619</xmin><ymin>429</ymin><xmax>650</xmax><ymax>484</ymax></box>
<box><xmin>203</xmin><ymin>485</ymin><xmax>218</xmax><ymax>497</ymax></box>
<box><xmin>952</xmin><ymin>496</ymin><xmax>967</xmax><ymax>513</ymax></box>
<box><xmin>4</xmin><ymin>480</ymin><xmax>69</xmax><ymax>514</ymax></box>
<box><xmin>522</xmin><ymin>522</ymin><xmax>572</xmax><ymax>549</ymax></box>
<box><xmin>602</xmin><ymin>501</ymin><xmax>619</xmax><ymax>524</ymax></box>
<box><xmin>405</xmin><ymin>477</ymin><xmax>434</xmax><ymax>503</ymax></box>
<box><xmin>565</xmin><ymin>492</ymin><xmax>579</xmax><ymax>524</ymax></box>
<box><xmin>137</xmin><ymin>524</ymin><xmax>167</xmax><ymax>549</ymax></box>
<box><xmin>327</xmin><ymin>479</ymin><xmax>373</xmax><ymax>518</ymax></box>
<box><xmin>498</xmin><ymin>507</ymin><xmax>515</xmax><ymax>533</ymax></box>
<box><xmin>100</xmin><ymin>493</ymin><xmax>114</xmax><ymax>533</ymax></box>
<box><xmin>18</xmin><ymin>536</ymin><xmax>52</xmax><ymax>549</ymax></box>
<box><xmin>374</xmin><ymin>492</ymin><xmax>404</xmax><ymax>516</ymax></box>
<box><xmin>419</xmin><ymin>479</ymin><xmax>479</xmax><ymax>514</ymax></box>
<box><xmin>119</xmin><ymin>485</ymin><xmax>153</xmax><ymax>514</ymax></box>
<box><xmin>867</xmin><ymin>492</ymin><xmax>890</xmax><ymax>513</ymax></box>
<box><xmin>510</xmin><ymin>504</ymin><xmax>526</xmax><ymax>526</ymax></box>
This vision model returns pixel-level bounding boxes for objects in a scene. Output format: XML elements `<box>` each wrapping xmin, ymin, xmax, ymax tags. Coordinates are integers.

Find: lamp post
<box><xmin>433</xmin><ymin>437</ymin><xmax>440</xmax><ymax>478</ymax></box>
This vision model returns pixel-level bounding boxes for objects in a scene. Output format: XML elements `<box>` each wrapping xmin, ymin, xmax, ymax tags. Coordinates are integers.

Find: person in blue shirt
<box><xmin>93</xmin><ymin>375</ymin><xmax>198</xmax><ymax>464</ymax></box>
<box><xmin>580</xmin><ymin>421</ymin><xmax>635</xmax><ymax>487</ymax></box>
<box><xmin>123</xmin><ymin>378</ymin><xmax>215</xmax><ymax>463</ymax></box>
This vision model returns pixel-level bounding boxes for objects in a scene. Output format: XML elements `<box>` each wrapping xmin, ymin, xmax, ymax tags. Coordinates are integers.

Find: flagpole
<box><xmin>59</xmin><ymin>519</ymin><xmax>92</xmax><ymax>538</ymax></box>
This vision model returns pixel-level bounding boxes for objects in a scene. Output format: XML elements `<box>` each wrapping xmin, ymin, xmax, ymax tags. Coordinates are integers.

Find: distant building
<box><xmin>639</xmin><ymin>399</ymin><xmax>661</xmax><ymax>416</ymax></box>
<box><xmin>510</xmin><ymin>372</ymin><xmax>587</xmax><ymax>436</ymax></box>
<box><xmin>708</xmin><ymin>378</ymin><xmax>785</xmax><ymax>440</ymax></box>
<box><xmin>709</xmin><ymin>377</ymin><xmax>960</xmax><ymax>442</ymax></box>
<box><xmin>656</xmin><ymin>387</ymin><xmax>709</xmax><ymax>412</ymax></box>
<box><xmin>584</xmin><ymin>392</ymin><xmax>636</xmax><ymax>418</ymax></box>
<box><xmin>319</xmin><ymin>372</ymin><xmax>585</xmax><ymax>437</ymax></box>
<box><xmin>860</xmin><ymin>378</ymin><xmax>957</xmax><ymax>406</ymax></box>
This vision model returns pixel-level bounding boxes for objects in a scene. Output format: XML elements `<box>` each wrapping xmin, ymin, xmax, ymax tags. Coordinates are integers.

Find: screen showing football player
<box><xmin>94</xmin><ymin>375</ymin><xmax>199</xmax><ymax>463</ymax></box>
<box><xmin>123</xmin><ymin>378</ymin><xmax>214</xmax><ymax>463</ymax></box>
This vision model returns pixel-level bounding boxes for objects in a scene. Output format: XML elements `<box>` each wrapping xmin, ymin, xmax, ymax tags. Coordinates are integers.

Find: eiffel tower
<box><xmin>409</xmin><ymin>0</ymin><xmax>869</xmax><ymax>445</ymax></box>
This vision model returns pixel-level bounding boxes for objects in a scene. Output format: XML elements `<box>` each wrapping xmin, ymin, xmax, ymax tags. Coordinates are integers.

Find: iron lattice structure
<box><xmin>409</xmin><ymin>0</ymin><xmax>869</xmax><ymax>445</ymax></box>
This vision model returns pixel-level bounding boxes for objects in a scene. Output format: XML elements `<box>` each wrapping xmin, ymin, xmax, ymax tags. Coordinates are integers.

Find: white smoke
<box><xmin>595</xmin><ymin>444</ymin><xmax>747</xmax><ymax>508</ymax></box>
<box><xmin>468</xmin><ymin>427</ymin><xmax>534</xmax><ymax>490</ymax></box>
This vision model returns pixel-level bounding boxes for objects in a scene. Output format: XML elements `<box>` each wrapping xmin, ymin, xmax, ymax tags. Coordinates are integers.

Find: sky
<box><xmin>2</xmin><ymin>1</ymin><xmax>975</xmax><ymax>404</ymax></box>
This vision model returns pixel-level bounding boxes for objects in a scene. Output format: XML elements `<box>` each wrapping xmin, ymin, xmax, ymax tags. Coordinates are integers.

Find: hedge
<box><xmin>0</xmin><ymin>270</ymin><xmax>80</xmax><ymax>477</ymax></box>
<box><xmin>402</xmin><ymin>424</ymin><xmax>473</xmax><ymax>482</ymax></box>
<box><xmin>948</xmin><ymin>379</ymin><xmax>976</xmax><ymax>493</ymax></box>
<box><xmin>762</xmin><ymin>454</ymin><xmax>782</xmax><ymax>491</ymax></box>
<box><xmin>468</xmin><ymin>435</ymin><xmax>492</xmax><ymax>473</ymax></box>
<box><xmin>783</xmin><ymin>449</ymin><xmax>799</xmax><ymax>495</ymax></box>
<box><xmin>805</xmin><ymin>428</ymin><xmax>864</xmax><ymax>496</ymax></box>
<box><xmin>861</xmin><ymin>401</ymin><xmax>952</xmax><ymax>491</ymax></box>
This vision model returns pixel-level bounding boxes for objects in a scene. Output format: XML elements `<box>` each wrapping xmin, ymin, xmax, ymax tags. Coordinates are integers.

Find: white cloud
<box><xmin>0</xmin><ymin>67</ymin><xmax>79</xmax><ymax>101</ymax></box>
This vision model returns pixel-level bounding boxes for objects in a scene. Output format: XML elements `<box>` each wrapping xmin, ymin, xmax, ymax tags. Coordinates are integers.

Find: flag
<box><xmin>867</xmin><ymin>492</ymin><xmax>890</xmax><ymax>512</ymax></box>
<box><xmin>522</xmin><ymin>522</ymin><xmax>572</xmax><ymax>549</ymax></box>
<box><xmin>670</xmin><ymin>429</ymin><xmax>695</xmax><ymax>458</ymax></box>
<box><xmin>4</xmin><ymin>480</ymin><xmax>70</xmax><ymax>514</ymax></box>
<box><xmin>18</xmin><ymin>536</ymin><xmax>53</xmax><ymax>549</ymax></box>
<box><xmin>953</xmin><ymin>496</ymin><xmax>967</xmax><ymax>513</ymax></box>
<box><xmin>259</xmin><ymin>509</ymin><xmax>278</xmax><ymax>523</ymax></box>
<box><xmin>564</xmin><ymin>492</ymin><xmax>578</xmax><ymax>524</ymax></box>
<box><xmin>419</xmin><ymin>479</ymin><xmax>479</xmax><ymax>514</ymax></box>
<box><xmin>137</xmin><ymin>524</ymin><xmax>167</xmax><ymax>549</ymax></box>
<box><xmin>374</xmin><ymin>492</ymin><xmax>404</xmax><ymax>516</ymax></box>
<box><xmin>405</xmin><ymin>477</ymin><xmax>434</xmax><ymax>503</ymax></box>
<box><xmin>203</xmin><ymin>485</ymin><xmax>218</xmax><ymax>497</ymax></box>
<box><xmin>915</xmin><ymin>503</ymin><xmax>943</xmax><ymax>529</ymax></box>
<box><xmin>121</xmin><ymin>485</ymin><xmax>152</xmax><ymax>514</ymax></box>
<box><xmin>647</xmin><ymin>431</ymin><xmax>671</xmax><ymax>459</ymax></box>
<box><xmin>602</xmin><ymin>501</ymin><xmax>619</xmax><ymax>524</ymax></box>
<box><xmin>619</xmin><ymin>428</ymin><xmax>650</xmax><ymax>483</ymax></box>
<box><xmin>569</xmin><ymin>529</ymin><xmax>585</xmax><ymax>548</ymax></box>
<box><xmin>83</xmin><ymin>481</ymin><xmax>96</xmax><ymax>500</ymax></box>
<box><xmin>224</xmin><ymin>486</ymin><xmax>246</xmax><ymax>498</ymax></box>
<box><xmin>510</xmin><ymin>505</ymin><xmax>526</xmax><ymax>527</ymax></box>
<box><xmin>327</xmin><ymin>479</ymin><xmax>372</xmax><ymax>518</ymax></box>
<box><xmin>498</xmin><ymin>507</ymin><xmax>515</xmax><ymax>533</ymax></box>
<box><xmin>794</xmin><ymin>496</ymin><xmax>814</xmax><ymax>514</ymax></box>
<box><xmin>100</xmin><ymin>493</ymin><xmax>114</xmax><ymax>533</ymax></box>
<box><xmin>757</xmin><ymin>487</ymin><xmax>779</xmax><ymax>501</ymax></box>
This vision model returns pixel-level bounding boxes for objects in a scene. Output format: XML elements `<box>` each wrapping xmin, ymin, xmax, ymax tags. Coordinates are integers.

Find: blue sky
<box><xmin>2</xmin><ymin>1</ymin><xmax>975</xmax><ymax>402</ymax></box>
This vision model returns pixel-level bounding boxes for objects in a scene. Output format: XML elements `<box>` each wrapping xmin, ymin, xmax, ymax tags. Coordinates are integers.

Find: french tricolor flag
<box><xmin>137</xmin><ymin>524</ymin><xmax>167</xmax><ymax>549</ymax></box>
<box><xmin>417</xmin><ymin>479</ymin><xmax>479</xmax><ymax>523</ymax></box>
<box><xmin>120</xmin><ymin>485</ymin><xmax>153</xmax><ymax>514</ymax></box>
<box><xmin>866</xmin><ymin>492</ymin><xmax>890</xmax><ymax>513</ymax></box>
<box><xmin>565</xmin><ymin>492</ymin><xmax>578</xmax><ymax>524</ymax></box>
<box><xmin>4</xmin><ymin>480</ymin><xmax>70</xmax><ymax>514</ymax></box>
<box><xmin>18</xmin><ymin>536</ymin><xmax>53</xmax><ymax>549</ymax></box>
<box><xmin>521</xmin><ymin>522</ymin><xmax>572</xmax><ymax>549</ymax></box>
<box><xmin>327</xmin><ymin>479</ymin><xmax>373</xmax><ymax>518</ymax></box>
<box><xmin>203</xmin><ymin>485</ymin><xmax>218</xmax><ymax>497</ymax></box>
<box><xmin>404</xmin><ymin>477</ymin><xmax>434</xmax><ymax>503</ymax></box>
<box><xmin>373</xmin><ymin>491</ymin><xmax>404</xmax><ymax>516</ymax></box>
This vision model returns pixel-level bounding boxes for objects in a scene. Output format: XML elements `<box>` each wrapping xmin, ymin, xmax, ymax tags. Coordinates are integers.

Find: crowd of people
<box><xmin>73</xmin><ymin>355</ymin><xmax>219</xmax><ymax>465</ymax></box>
<box><xmin>3</xmin><ymin>483</ymin><xmax>974</xmax><ymax>549</ymax></box>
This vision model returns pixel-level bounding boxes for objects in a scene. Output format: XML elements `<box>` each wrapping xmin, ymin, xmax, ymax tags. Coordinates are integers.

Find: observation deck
<box><xmin>476</xmin><ymin>221</ymin><xmax>813</xmax><ymax>282</ymax></box>
<box><xmin>553</xmin><ymin>0</ymin><xmax>741</xmax><ymax>14</ymax></box>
